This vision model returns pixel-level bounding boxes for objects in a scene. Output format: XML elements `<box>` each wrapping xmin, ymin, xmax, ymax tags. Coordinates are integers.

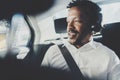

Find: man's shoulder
<box><xmin>94</xmin><ymin>41</ymin><xmax>116</xmax><ymax>56</ymax></box>
<box><xmin>46</xmin><ymin>44</ymin><xmax>62</xmax><ymax>52</ymax></box>
<box><xmin>92</xmin><ymin>41</ymin><xmax>120</xmax><ymax>63</ymax></box>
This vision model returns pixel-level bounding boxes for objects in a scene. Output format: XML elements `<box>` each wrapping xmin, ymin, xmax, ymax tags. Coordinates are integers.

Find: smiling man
<box><xmin>41</xmin><ymin>0</ymin><xmax>120</xmax><ymax>80</ymax></box>
<box><xmin>67</xmin><ymin>6</ymin><xmax>92</xmax><ymax>48</ymax></box>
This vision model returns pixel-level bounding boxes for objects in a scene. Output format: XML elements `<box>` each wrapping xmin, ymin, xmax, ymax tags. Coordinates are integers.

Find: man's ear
<box><xmin>92</xmin><ymin>13</ymin><xmax>102</xmax><ymax>32</ymax></box>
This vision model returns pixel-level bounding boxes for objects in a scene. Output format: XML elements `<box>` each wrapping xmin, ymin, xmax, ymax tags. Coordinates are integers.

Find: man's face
<box><xmin>67</xmin><ymin>7</ymin><xmax>90</xmax><ymax>45</ymax></box>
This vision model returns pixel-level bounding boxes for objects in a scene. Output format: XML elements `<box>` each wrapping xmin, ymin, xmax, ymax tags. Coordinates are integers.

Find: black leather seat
<box><xmin>101</xmin><ymin>22</ymin><xmax>120</xmax><ymax>58</ymax></box>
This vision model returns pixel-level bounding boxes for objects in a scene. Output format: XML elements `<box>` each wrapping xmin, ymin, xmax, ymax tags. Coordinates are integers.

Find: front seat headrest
<box><xmin>101</xmin><ymin>22</ymin><xmax>120</xmax><ymax>56</ymax></box>
<box><xmin>102</xmin><ymin>22</ymin><xmax>120</xmax><ymax>39</ymax></box>
<box><xmin>54</xmin><ymin>17</ymin><xmax>67</xmax><ymax>33</ymax></box>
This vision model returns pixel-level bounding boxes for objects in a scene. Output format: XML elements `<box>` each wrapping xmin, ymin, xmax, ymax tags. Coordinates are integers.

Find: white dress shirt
<box><xmin>41</xmin><ymin>39</ymin><xmax>120</xmax><ymax>80</ymax></box>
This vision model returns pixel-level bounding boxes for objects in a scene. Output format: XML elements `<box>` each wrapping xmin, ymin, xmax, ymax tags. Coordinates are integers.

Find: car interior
<box><xmin>0</xmin><ymin>0</ymin><xmax>120</xmax><ymax>80</ymax></box>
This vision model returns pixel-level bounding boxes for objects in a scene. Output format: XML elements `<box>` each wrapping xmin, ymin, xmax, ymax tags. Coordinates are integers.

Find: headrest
<box><xmin>101</xmin><ymin>22</ymin><xmax>120</xmax><ymax>40</ymax></box>
<box><xmin>101</xmin><ymin>22</ymin><xmax>120</xmax><ymax>53</ymax></box>
<box><xmin>54</xmin><ymin>17</ymin><xmax>67</xmax><ymax>33</ymax></box>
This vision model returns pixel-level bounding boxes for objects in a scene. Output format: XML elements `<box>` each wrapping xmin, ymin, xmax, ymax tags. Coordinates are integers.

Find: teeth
<box><xmin>69</xmin><ymin>30</ymin><xmax>74</xmax><ymax>33</ymax></box>
<box><xmin>71</xmin><ymin>33</ymin><xmax>76</xmax><ymax>35</ymax></box>
<box><xmin>69</xmin><ymin>31</ymin><xmax>76</xmax><ymax>35</ymax></box>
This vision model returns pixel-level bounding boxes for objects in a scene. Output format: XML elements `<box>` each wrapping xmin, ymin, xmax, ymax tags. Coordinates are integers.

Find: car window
<box><xmin>101</xmin><ymin>2</ymin><xmax>120</xmax><ymax>25</ymax></box>
<box><xmin>10</xmin><ymin>14</ymin><xmax>31</xmax><ymax>47</ymax></box>
<box><xmin>0</xmin><ymin>19</ymin><xmax>10</xmax><ymax>49</ymax></box>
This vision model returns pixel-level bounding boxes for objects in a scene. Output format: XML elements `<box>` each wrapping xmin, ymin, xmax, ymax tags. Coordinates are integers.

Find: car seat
<box><xmin>101</xmin><ymin>22</ymin><xmax>120</xmax><ymax>58</ymax></box>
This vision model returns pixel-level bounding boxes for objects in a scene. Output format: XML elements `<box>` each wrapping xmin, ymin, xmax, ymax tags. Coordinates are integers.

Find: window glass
<box><xmin>10</xmin><ymin>14</ymin><xmax>31</xmax><ymax>59</ymax></box>
<box><xmin>0</xmin><ymin>19</ymin><xmax>10</xmax><ymax>58</ymax></box>
<box><xmin>11</xmin><ymin>14</ymin><xmax>31</xmax><ymax>47</ymax></box>
<box><xmin>0</xmin><ymin>19</ymin><xmax>9</xmax><ymax>49</ymax></box>
<box><xmin>37</xmin><ymin>9</ymin><xmax>68</xmax><ymax>42</ymax></box>
<box><xmin>100</xmin><ymin>2</ymin><xmax>120</xmax><ymax>25</ymax></box>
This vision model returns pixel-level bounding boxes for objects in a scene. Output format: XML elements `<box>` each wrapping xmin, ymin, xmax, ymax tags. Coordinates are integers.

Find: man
<box><xmin>41</xmin><ymin>0</ymin><xmax>120</xmax><ymax>80</ymax></box>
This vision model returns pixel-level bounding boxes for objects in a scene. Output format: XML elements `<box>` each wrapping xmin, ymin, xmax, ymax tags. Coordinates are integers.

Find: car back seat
<box><xmin>23</xmin><ymin>43</ymin><xmax>54</xmax><ymax>67</ymax></box>
<box><xmin>101</xmin><ymin>22</ymin><xmax>120</xmax><ymax>58</ymax></box>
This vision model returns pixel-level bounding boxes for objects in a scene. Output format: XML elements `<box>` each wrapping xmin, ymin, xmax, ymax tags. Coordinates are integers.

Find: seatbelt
<box><xmin>58</xmin><ymin>44</ymin><xmax>86</xmax><ymax>80</ymax></box>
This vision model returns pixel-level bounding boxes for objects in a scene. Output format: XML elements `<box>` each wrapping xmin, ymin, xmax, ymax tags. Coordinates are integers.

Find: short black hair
<box><xmin>67</xmin><ymin>0</ymin><xmax>102</xmax><ymax>32</ymax></box>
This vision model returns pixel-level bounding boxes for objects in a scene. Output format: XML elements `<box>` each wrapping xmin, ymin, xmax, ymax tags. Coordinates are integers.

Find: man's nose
<box><xmin>67</xmin><ymin>21</ymin><xmax>74</xmax><ymax>29</ymax></box>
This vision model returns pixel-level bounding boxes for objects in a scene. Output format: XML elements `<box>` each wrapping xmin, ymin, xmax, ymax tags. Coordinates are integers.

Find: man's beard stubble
<box><xmin>68</xmin><ymin>28</ymin><xmax>91</xmax><ymax>46</ymax></box>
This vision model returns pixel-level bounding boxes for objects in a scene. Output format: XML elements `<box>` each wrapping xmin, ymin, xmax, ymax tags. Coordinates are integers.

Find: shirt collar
<box><xmin>63</xmin><ymin>36</ymin><xmax>96</xmax><ymax>52</ymax></box>
<box><xmin>87</xmin><ymin>36</ymin><xmax>96</xmax><ymax>49</ymax></box>
<box><xmin>78</xmin><ymin>37</ymin><xmax>96</xmax><ymax>52</ymax></box>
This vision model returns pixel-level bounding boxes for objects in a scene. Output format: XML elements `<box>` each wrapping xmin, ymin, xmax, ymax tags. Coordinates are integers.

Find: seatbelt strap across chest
<box><xmin>58</xmin><ymin>44</ymin><xmax>86</xmax><ymax>80</ymax></box>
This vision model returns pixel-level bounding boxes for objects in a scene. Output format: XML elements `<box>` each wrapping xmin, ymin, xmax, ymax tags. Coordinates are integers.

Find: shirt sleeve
<box><xmin>41</xmin><ymin>45</ymin><xmax>54</xmax><ymax>67</ymax></box>
<box><xmin>41</xmin><ymin>45</ymin><xmax>60</xmax><ymax>67</ymax></box>
<box><xmin>108</xmin><ymin>52</ymin><xmax>120</xmax><ymax>80</ymax></box>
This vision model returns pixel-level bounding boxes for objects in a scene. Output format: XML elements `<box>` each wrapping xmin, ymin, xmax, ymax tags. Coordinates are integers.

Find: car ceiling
<box><xmin>0</xmin><ymin>0</ymin><xmax>54</xmax><ymax>19</ymax></box>
<box><xmin>36</xmin><ymin>0</ymin><xmax>120</xmax><ymax>21</ymax></box>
